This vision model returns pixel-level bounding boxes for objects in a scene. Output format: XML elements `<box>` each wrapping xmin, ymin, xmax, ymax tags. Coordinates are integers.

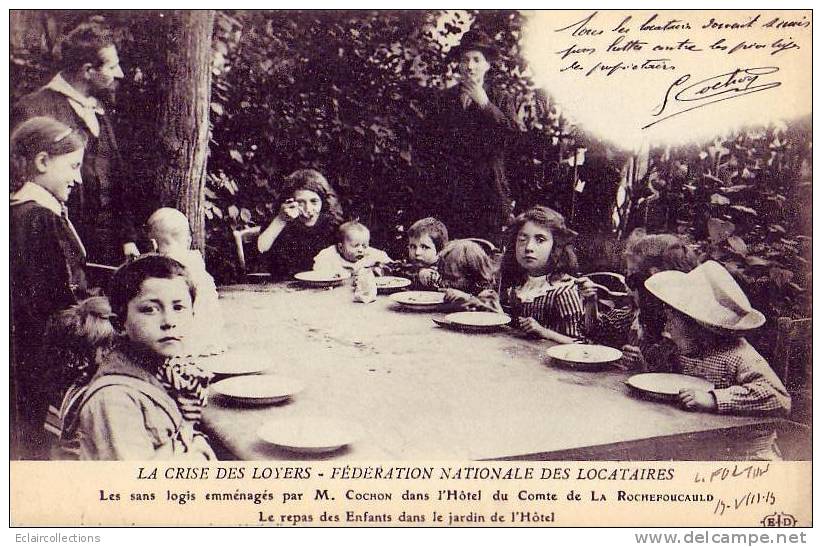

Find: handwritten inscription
<box><xmin>693</xmin><ymin>463</ymin><xmax>770</xmax><ymax>484</ymax></box>
<box><xmin>547</xmin><ymin>11</ymin><xmax>808</xmax><ymax>130</ymax></box>
<box><xmin>713</xmin><ymin>491</ymin><xmax>776</xmax><ymax>517</ymax></box>
<box><xmin>646</xmin><ymin>67</ymin><xmax>781</xmax><ymax>128</ymax></box>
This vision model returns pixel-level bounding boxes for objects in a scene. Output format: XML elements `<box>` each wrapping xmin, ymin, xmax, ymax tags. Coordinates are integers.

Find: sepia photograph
<box><xmin>7</xmin><ymin>7</ymin><xmax>813</xmax><ymax>529</ymax></box>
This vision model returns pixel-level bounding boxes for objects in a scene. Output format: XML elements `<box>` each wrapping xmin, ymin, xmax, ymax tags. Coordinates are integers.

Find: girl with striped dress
<box><xmin>501</xmin><ymin>206</ymin><xmax>584</xmax><ymax>343</ymax></box>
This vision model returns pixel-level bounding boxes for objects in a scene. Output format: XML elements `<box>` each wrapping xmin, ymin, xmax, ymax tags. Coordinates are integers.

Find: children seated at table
<box><xmin>313</xmin><ymin>220</ymin><xmax>391</xmax><ymax>275</ymax></box>
<box><xmin>645</xmin><ymin>260</ymin><xmax>790</xmax><ymax>460</ymax></box>
<box><xmin>69</xmin><ymin>255</ymin><xmax>216</xmax><ymax>460</ymax></box>
<box><xmin>384</xmin><ymin>217</ymin><xmax>449</xmax><ymax>288</ymax></box>
<box><xmin>500</xmin><ymin>206</ymin><xmax>583</xmax><ymax>342</ymax></box>
<box><xmin>147</xmin><ymin>207</ymin><xmax>226</xmax><ymax>355</ymax></box>
<box><xmin>436</xmin><ymin>239</ymin><xmax>501</xmax><ymax>312</ymax></box>
<box><xmin>581</xmin><ymin>230</ymin><xmax>698</xmax><ymax>370</ymax></box>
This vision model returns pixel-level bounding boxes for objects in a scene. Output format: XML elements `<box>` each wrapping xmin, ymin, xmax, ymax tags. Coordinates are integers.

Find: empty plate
<box><xmin>626</xmin><ymin>373</ymin><xmax>714</xmax><ymax>401</ymax></box>
<box><xmin>545</xmin><ymin>344</ymin><xmax>623</xmax><ymax>370</ymax></box>
<box><xmin>294</xmin><ymin>270</ymin><xmax>351</xmax><ymax>286</ymax></box>
<box><xmin>435</xmin><ymin>311</ymin><xmax>511</xmax><ymax>332</ymax></box>
<box><xmin>198</xmin><ymin>353</ymin><xmax>274</xmax><ymax>376</ymax></box>
<box><xmin>257</xmin><ymin>417</ymin><xmax>364</xmax><ymax>454</ymax></box>
<box><xmin>375</xmin><ymin>276</ymin><xmax>412</xmax><ymax>292</ymax></box>
<box><xmin>211</xmin><ymin>375</ymin><xmax>304</xmax><ymax>405</ymax></box>
<box><xmin>390</xmin><ymin>291</ymin><xmax>445</xmax><ymax>308</ymax></box>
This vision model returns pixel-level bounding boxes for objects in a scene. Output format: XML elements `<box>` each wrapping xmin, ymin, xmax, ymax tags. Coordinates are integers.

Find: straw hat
<box><xmin>644</xmin><ymin>260</ymin><xmax>766</xmax><ymax>332</ymax></box>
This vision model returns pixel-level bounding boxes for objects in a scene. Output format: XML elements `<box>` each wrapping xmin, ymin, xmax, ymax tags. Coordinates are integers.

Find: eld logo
<box><xmin>761</xmin><ymin>512</ymin><xmax>797</xmax><ymax>527</ymax></box>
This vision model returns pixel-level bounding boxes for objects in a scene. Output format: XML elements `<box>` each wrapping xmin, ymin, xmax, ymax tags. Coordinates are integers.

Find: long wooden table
<box><xmin>201</xmin><ymin>283</ymin><xmax>807</xmax><ymax>460</ymax></box>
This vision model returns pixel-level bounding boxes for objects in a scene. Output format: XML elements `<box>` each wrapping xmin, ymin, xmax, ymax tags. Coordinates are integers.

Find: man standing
<box><xmin>12</xmin><ymin>23</ymin><xmax>142</xmax><ymax>265</ymax></box>
<box><xmin>429</xmin><ymin>29</ymin><xmax>518</xmax><ymax>245</ymax></box>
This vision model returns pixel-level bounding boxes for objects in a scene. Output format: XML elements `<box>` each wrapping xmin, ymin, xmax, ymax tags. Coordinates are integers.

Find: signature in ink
<box><xmin>643</xmin><ymin>67</ymin><xmax>781</xmax><ymax>129</ymax></box>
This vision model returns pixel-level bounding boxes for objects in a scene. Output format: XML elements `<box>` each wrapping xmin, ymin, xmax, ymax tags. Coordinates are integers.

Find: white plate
<box><xmin>257</xmin><ymin>417</ymin><xmax>364</xmax><ymax>454</ymax></box>
<box><xmin>545</xmin><ymin>344</ymin><xmax>623</xmax><ymax>366</ymax></box>
<box><xmin>389</xmin><ymin>290</ymin><xmax>445</xmax><ymax>307</ymax></box>
<box><xmin>211</xmin><ymin>375</ymin><xmax>304</xmax><ymax>404</ymax></box>
<box><xmin>626</xmin><ymin>373</ymin><xmax>714</xmax><ymax>399</ymax></box>
<box><xmin>294</xmin><ymin>270</ymin><xmax>351</xmax><ymax>286</ymax></box>
<box><xmin>198</xmin><ymin>353</ymin><xmax>274</xmax><ymax>376</ymax></box>
<box><xmin>437</xmin><ymin>311</ymin><xmax>511</xmax><ymax>332</ymax></box>
<box><xmin>375</xmin><ymin>276</ymin><xmax>412</xmax><ymax>292</ymax></box>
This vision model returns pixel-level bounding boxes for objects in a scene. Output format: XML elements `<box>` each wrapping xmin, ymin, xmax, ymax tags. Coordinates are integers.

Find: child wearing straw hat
<box><xmin>645</xmin><ymin>261</ymin><xmax>790</xmax><ymax>459</ymax></box>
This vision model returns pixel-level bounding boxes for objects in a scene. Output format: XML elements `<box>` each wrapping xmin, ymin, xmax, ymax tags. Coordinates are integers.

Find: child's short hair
<box><xmin>439</xmin><ymin>239</ymin><xmax>497</xmax><ymax>287</ymax></box>
<box><xmin>625</xmin><ymin>232</ymin><xmax>698</xmax><ymax>276</ymax></box>
<box><xmin>10</xmin><ymin>116</ymin><xmax>87</xmax><ymax>190</ymax></box>
<box><xmin>337</xmin><ymin>220</ymin><xmax>370</xmax><ymax>243</ymax></box>
<box><xmin>407</xmin><ymin>217</ymin><xmax>449</xmax><ymax>253</ymax></box>
<box><xmin>147</xmin><ymin>207</ymin><xmax>191</xmax><ymax>246</ymax></box>
<box><xmin>625</xmin><ymin>232</ymin><xmax>699</xmax><ymax>343</ymax></box>
<box><xmin>108</xmin><ymin>254</ymin><xmax>196</xmax><ymax>323</ymax></box>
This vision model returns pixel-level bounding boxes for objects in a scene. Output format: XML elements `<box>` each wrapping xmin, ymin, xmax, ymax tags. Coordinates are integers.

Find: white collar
<box><xmin>515</xmin><ymin>273</ymin><xmax>575</xmax><ymax>302</ymax></box>
<box><xmin>10</xmin><ymin>182</ymin><xmax>63</xmax><ymax>216</ymax></box>
<box><xmin>46</xmin><ymin>73</ymin><xmax>102</xmax><ymax>111</ymax></box>
<box><xmin>11</xmin><ymin>182</ymin><xmax>87</xmax><ymax>257</ymax></box>
<box><xmin>45</xmin><ymin>73</ymin><xmax>103</xmax><ymax>136</ymax></box>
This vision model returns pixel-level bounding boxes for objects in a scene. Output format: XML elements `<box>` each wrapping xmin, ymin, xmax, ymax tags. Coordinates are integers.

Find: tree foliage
<box><xmin>205</xmin><ymin>10</ymin><xmax>586</xmax><ymax>280</ymax></box>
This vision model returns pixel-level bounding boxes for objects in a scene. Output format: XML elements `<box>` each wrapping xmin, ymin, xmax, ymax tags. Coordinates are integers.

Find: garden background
<box><xmin>10</xmin><ymin>9</ymin><xmax>811</xmax><ymax>367</ymax></box>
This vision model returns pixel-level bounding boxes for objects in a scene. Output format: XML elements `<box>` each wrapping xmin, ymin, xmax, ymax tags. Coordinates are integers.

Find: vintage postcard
<box><xmin>7</xmin><ymin>8</ymin><xmax>812</xmax><ymax>530</ymax></box>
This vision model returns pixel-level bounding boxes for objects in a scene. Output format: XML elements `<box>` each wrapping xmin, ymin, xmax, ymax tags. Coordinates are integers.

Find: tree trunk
<box><xmin>155</xmin><ymin>10</ymin><xmax>214</xmax><ymax>251</ymax></box>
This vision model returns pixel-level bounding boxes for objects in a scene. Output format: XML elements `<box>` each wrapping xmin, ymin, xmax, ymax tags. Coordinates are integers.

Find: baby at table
<box><xmin>147</xmin><ymin>207</ymin><xmax>226</xmax><ymax>356</ymax></box>
<box><xmin>313</xmin><ymin>220</ymin><xmax>391</xmax><ymax>275</ymax></box>
<box><xmin>383</xmin><ymin>216</ymin><xmax>449</xmax><ymax>289</ymax></box>
<box><xmin>645</xmin><ymin>260</ymin><xmax>791</xmax><ymax>460</ymax></box>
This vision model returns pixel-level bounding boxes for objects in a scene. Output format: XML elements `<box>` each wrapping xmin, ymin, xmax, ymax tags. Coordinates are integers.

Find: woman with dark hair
<box><xmin>257</xmin><ymin>169</ymin><xmax>345</xmax><ymax>279</ymax></box>
<box><xmin>10</xmin><ymin>116</ymin><xmax>88</xmax><ymax>458</ymax></box>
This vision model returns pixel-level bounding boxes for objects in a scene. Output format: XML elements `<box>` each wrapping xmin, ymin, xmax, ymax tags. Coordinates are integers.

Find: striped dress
<box><xmin>507</xmin><ymin>275</ymin><xmax>585</xmax><ymax>339</ymax></box>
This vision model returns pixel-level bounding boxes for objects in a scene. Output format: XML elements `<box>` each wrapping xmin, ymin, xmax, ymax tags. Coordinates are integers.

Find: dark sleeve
<box><xmin>584</xmin><ymin>307</ymin><xmax>635</xmax><ymax>347</ymax></box>
<box><xmin>11</xmin><ymin>94</ymin><xmax>49</xmax><ymax>130</ymax></box>
<box><xmin>100</xmin><ymin>116</ymin><xmax>141</xmax><ymax>246</ymax></box>
<box><xmin>265</xmin><ymin>226</ymin><xmax>311</xmax><ymax>280</ymax></box>
<box><xmin>479</xmin><ymin>90</ymin><xmax>519</xmax><ymax>142</ymax></box>
<box><xmin>19</xmin><ymin>209</ymin><xmax>80</xmax><ymax>321</ymax></box>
